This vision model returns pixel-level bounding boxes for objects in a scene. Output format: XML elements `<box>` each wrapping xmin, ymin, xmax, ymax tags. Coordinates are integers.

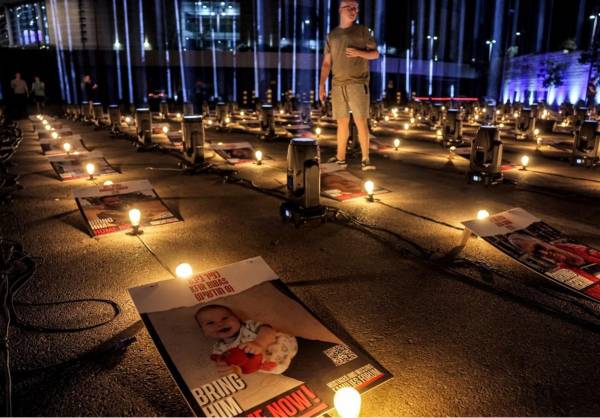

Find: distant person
<box><xmin>586</xmin><ymin>80</ymin><xmax>597</xmax><ymax>107</ymax></box>
<box><xmin>31</xmin><ymin>76</ymin><xmax>46</xmax><ymax>114</ymax></box>
<box><xmin>319</xmin><ymin>0</ymin><xmax>380</xmax><ymax>171</ymax></box>
<box><xmin>10</xmin><ymin>72</ymin><xmax>29</xmax><ymax>119</ymax></box>
<box><xmin>81</xmin><ymin>74</ymin><xmax>98</xmax><ymax>113</ymax></box>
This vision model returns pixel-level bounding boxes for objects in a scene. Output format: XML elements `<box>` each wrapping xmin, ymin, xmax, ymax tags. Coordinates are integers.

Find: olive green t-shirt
<box><xmin>324</xmin><ymin>24</ymin><xmax>375</xmax><ymax>87</ymax></box>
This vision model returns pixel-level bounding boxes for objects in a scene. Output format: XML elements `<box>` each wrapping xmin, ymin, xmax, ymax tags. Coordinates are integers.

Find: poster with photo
<box><xmin>48</xmin><ymin>151</ymin><xmax>117</xmax><ymax>181</ymax></box>
<box><xmin>38</xmin><ymin>128</ymin><xmax>73</xmax><ymax>139</ymax></box>
<box><xmin>463</xmin><ymin>207</ymin><xmax>600</xmax><ymax>301</ymax></box>
<box><xmin>321</xmin><ymin>163</ymin><xmax>389</xmax><ymax>201</ymax></box>
<box><xmin>129</xmin><ymin>257</ymin><xmax>392</xmax><ymax>417</ymax></box>
<box><xmin>212</xmin><ymin>142</ymin><xmax>256</xmax><ymax>165</ymax></box>
<box><xmin>73</xmin><ymin>179</ymin><xmax>180</xmax><ymax>236</ymax></box>
<box><xmin>39</xmin><ymin>135</ymin><xmax>87</xmax><ymax>155</ymax></box>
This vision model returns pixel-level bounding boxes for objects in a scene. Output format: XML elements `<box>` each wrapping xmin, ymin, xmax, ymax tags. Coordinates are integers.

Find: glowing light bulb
<box><xmin>513</xmin><ymin>112</ymin><xmax>519</xmax><ymax>118</ymax></box>
<box><xmin>45</xmin><ymin>124</ymin><xmax>52</xmax><ymax>130</ymax></box>
<box><xmin>103</xmin><ymin>180</ymin><xmax>113</xmax><ymax>186</ymax></box>
<box><xmin>51</xmin><ymin>131</ymin><xmax>59</xmax><ymax>139</ymax></box>
<box><xmin>240</xmin><ymin>111</ymin><xmax>245</xmax><ymax>117</ymax></box>
<box><xmin>450</xmin><ymin>145</ymin><xmax>456</xmax><ymax>152</ymax></box>
<box><xmin>536</xmin><ymin>137</ymin><xmax>542</xmax><ymax>146</ymax></box>
<box><xmin>63</xmin><ymin>143</ymin><xmax>72</xmax><ymax>154</ymax></box>
<box><xmin>477</xmin><ymin>209</ymin><xmax>490</xmax><ymax>220</ymax></box>
<box><xmin>404</xmin><ymin>107</ymin><xmax>408</xmax><ymax>112</ymax></box>
<box><xmin>176</xmin><ymin>112</ymin><xmax>182</xmax><ymax>119</ymax></box>
<box><xmin>125</xmin><ymin>116</ymin><xmax>132</xmax><ymax>124</ymax></box>
<box><xmin>393</xmin><ymin>138</ymin><xmax>400</xmax><ymax>150</ymax></box>
<box><xmin>162</xmin><ymin>125</ymin><xmax>169</xmax><ymax>134</ymax></box>
<box><xmin>315</xmin><ymin>127</ymin><xmax>322</xmax><ymax>137</ymax></box>
<box><xmin>521</xmin><ymin>155</ymin><xmax>529</xmax><ymax>169</ymax></box>
<box><xmin>436</xmin><ymin>128</ymin><xmax>442</xmax><ymax>137</ymax></box>
<box><xmin>474</xmin><ymin>114</ymin><xmax>479</xmax><ymax>120</ymax></box>
<box><xmin>534</xmin><ymin>128</ymin><xmax>540</xmax><ymax>136</ymax></box>
<box><xmin>42</xmin><ymin>119</ymin><xmax>48</xmax><ymax>125</ymax></box>
<box><xmin>279</xmin><ymin>109</ymin><xmax>284</xmax><ymax>115</ymax></box>
<box><xmin>410</xmin><ymin>117</ymin><xmax>415</xmax><ymax>124</ymax></box>
<box><xmin>441</xmin><ymin>106</ymin><xmax>446</xmax><ymax>111</ymax></box>
<box><xmin>208</xmin><ymin>119</ymin><xmax>213</xmax><ymax>125</ymax></box>
<box><xmin>225</xmin><ymin>116</ymin><xmax>231</xmax><ymax>124</ymax></box>
<box><xmin>364</xmin><ymin>180</ymin><xmax>375</xmax><ymax>202</ymax></box>
<box><xmin>334</xmin><ymin>387</ymin><xmax>361</xmax><ymax>418</ymax></box>
<box><xmin>128</xmin><ymin>208</ymin><xmax>142</xmax><ymax>234</ymax></box>
<box><xmin>255</xmin><ymin>150</ymin><xmax>263</xmax><ymax>165</ymax></box>
<box><xmin>403</xmin><ymin>123</ymin><xmax>409</xmax><ymax>131</ymax></box>
<box><xmin>384</xmin><ymin>115</ymin><xmax>390</xmax><ymax>122</ymax></box>
<box><xmin>86</xmin><ymin>163</ymin><xmax>95</xmax><ymax>179</ymax></box>
<box><xmin>175</xmin><ymin>263</ymin><xmax>193</xmax><ymax>279</ymax></box>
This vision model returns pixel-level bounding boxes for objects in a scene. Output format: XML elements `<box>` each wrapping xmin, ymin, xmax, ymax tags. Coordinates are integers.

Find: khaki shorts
<box><xmin>331</xmin><ymin>83</ymin><xmax>370</xmax><ymax>120</ymax></box>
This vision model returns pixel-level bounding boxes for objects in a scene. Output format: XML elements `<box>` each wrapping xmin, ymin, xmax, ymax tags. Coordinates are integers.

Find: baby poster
<box><xmin>73</xmin><ymin>179</ymin><xmax>180</xmax><ymax>236</ymax></box>
<box><xmin>129</xmin><ymin>257</ymin><xmax>392</xmax><ymax>417</ymax></box>
<box><xmin>212</xmin><ymin>142</ymin><xmax>256</xmax><ymax>165</ymax></box>
<box><xmin>463</xmin><ymin>207</ymin><xmax>600</xmax><ymax>301</ymax></box>
<box><xmin>48</xmin><ymin>151</ymin><xmax>117</xmax><ymax>181</ymax></box>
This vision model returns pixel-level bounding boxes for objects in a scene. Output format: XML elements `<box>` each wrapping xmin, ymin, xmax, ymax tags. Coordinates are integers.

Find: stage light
<box><xmin>334</xmin><ymin>387</ymin><xmax>361</xmax><ymax>418</ymax></box>
<box><xmin>393</xmin><ymin>138</ymin><xmax>400</xmax><ymax>150</ymax></box>
<box><xmin>521</xmin><ymin>155</ymin><xmax>529</xmax><ymax>170</ymax></box>
<box><xmin>63</xmin><ymin>143</ymin><xmax>72</xmax><ymax>154</ymax></box>
<box><xmin>477</xmin><ymin>209</ymin><xmax>490</xmax><ymax>220</ymax></box>
<box><xmin>175</xmin><ymin>263</ymin><xmax>193</xmax><ymax>279</ymax></box>
<box><xmin>86</xmin><ymin>163</ymin><xmax>95</xmax><ymax>180</ymax></box>
<box><xmin>128</xmin><ymin>208</ymin><xmax>141</xmax><ymax>234</ymax></box>
<box><xmin>255</xmin><ymin>150</ymin><xmax>263</xmax><ymax>165</ymax></box>
<box><xmin>364</xmin><ymin>180</ymin><xmax>375</xmax><ymax>202</ymax></box>
<box><xmin>103</xmin><ymin>180</ymin><xmax>114</xmax><ymax>186</ymax></box>
<box><xmin>51</xmin><ymin>131</ymin><xmax>59</xmax><ymax>139</ymax></box>
<box><xmin>162</xmin><ymin>125</ymin><xmax>169</xmax><ymax>134</ymax></box>
<box><xmin>315</xmin><ymin>127</ymin><xmax>322</xmax><ymax>137</ymax></box>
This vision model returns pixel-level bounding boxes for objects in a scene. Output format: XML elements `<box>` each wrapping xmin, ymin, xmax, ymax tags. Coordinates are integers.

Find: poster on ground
<box><xmin>321</xmin><ymin>163</ymin><xmax>389</xmax><ymax>201</ymax></box>
<box><xmin>128</xmin><ymin>256</ymin><xmax>392</xmax><ymax>417</ymax></box>
<box><xmin>463</xmin><ymin>207</ymin><xmax>600</xmax><ymax>301</ymax></box>
<box><xmin>48</xmin><ymin>151</ymin><xmax>117</xmax><ymax>181</ymax></box>
<box><xmin>38</xmin><ymin>128</ymin><xmax>73</xmax><ymax>139</ymax></box>
<box><xmin>212</xmin><ymin>142</ymin><xmax>256</xmax><ymax>165</ymax></box>
<box><xmin>73</xmin><ymin>179</ymin><xmax>180</xmax><ymax>237</ymax></box>
<box><xmin>39</xmin><ymin>135</ymin><xmax>86</xmax><ymax>155</ymax></box>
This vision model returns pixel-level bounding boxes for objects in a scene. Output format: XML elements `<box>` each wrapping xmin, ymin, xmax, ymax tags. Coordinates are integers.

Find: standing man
<box><xmin>10</xmin><ymin>72</ymin><xmax>29</xmax><ymax>119</ymax></box>
<box><xmin>319</xmin><ymin>0</ymin><xmax>379</xmax><ymax>171</ymax></box>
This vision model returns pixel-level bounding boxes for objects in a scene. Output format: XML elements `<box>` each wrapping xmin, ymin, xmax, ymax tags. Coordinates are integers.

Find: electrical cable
<box><xmin>135</xmin><ymin>234</ymin><xmax>176</xmax><ymax>278</ymax></box>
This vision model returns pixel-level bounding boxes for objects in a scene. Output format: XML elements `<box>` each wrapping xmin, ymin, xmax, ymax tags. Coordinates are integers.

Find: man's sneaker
<box><xmin>327</xmin><ymin>156</ymin><xmax>347</xmax><ymax>166</ymax></box>
<box><xmin>361</xmin><ymin>159</ymin><xmax>376</xmax><ymax>171</ymax></box>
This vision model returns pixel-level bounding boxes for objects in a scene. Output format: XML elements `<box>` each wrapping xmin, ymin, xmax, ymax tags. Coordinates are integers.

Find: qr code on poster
<box><xmin>323</xmin><ymin>344</ymin><xmax>358</xmax><ymax>366</ymax></box>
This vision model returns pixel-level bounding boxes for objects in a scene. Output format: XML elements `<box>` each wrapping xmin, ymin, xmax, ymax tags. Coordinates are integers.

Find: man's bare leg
<box><xmin>353</xmin><ymin>116</ymin><xmax>370</xmax><ymax>161</ymax></box>
<box><xmin>336</xmin><ymin>117</ymin><xmax>350</xmax><ymax>160</ymax></box>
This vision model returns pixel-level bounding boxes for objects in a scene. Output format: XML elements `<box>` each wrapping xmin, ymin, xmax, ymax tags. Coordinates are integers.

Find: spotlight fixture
<box><xmin>63</xmin><ymin>143</ymin><xmax>72</xmax><ymax>154</ymax></box>
<box><xmin>364</xmin><ymin>180</ymin><xmax>375</xmax><ymax>202</ymax></box>
<box><xmin>476</xmin><ymin>209</ymin><xmax>490</xmax><ymax>220</ymax></box>
<box><xmin>86</xmin><ymin>163</ymin><xmax>95</xmax><ymax>180</ymax></box>
<box><xmin>255</xmin><ymin>150</ymin><xmax>263</xmax><ymax>165</ymax></box>
<box><xmin>128</xmin><ymin>208</ymin><xmax>142</xmax><ymax>235</ymax></box>
<box><xmin>334</xmin><ymin>387</ymin><xmax>361</xmax><ymax>418</ymax></box>
<box><xmin>520</xmin><ymin>155</ymin><xmax>529</xmax><ymax>170</ymax></box>
<box><xmin>175</xmin><ymin>263</ymin><xmax>193</xmax><ymax>279</ymax></box>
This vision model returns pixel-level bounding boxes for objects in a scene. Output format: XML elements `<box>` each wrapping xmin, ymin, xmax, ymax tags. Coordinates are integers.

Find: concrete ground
<box><xmin>3</xmin><ymin>112</ymin><xmax>600</xmax><ymax>416</ymax></box>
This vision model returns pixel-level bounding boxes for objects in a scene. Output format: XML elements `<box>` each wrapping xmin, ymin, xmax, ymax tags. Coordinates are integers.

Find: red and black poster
<box><xmin>463</xmin><ymin>207</ymin><xmax>600</xmax><ymax>301</ymax></box>
<box><xmin>73</xmin><ymin>179</ymin><xmax>180</xmax><ymax>236</ymax></box>
<box><xmin>129</xmin><ymin>257</ymin><xmax>392</xmax><ymax>417</ymax></box>
<box><xmin>321</xmin><ymin>163</ymin><xmax>388</xmax><ymax>201</ymax></box>
<box><xmin>48</xmin><ymin>151</ymin><xmax>117</xmax><ymax>181</ymax></box>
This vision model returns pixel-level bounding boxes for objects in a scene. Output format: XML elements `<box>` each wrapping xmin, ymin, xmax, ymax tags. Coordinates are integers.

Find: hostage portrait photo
<box><xmin>144</xmin><ymin>280</ymin><xmax>386</xmax><ymax>416</ymax></box>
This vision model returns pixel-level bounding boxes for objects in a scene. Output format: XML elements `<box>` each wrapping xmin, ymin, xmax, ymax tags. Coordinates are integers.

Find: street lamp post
<box><xmin>427</xmin><ymin>35</ymin><xmax>438</xmax><ymax>97</ymax></box>
<box><xmin>486</xmin><ymin>39</ymin><xmax>496</xmax><ymax>61</ymax></box>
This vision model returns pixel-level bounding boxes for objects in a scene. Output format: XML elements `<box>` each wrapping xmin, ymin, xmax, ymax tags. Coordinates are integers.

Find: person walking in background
<box><xmin>31</xmin><ymin>76</ymin><xmax>46</xmax><ymax>114</ymax></box>
<box><xmin>10</xmin><ymin>72</ymin><xmax>29</xmax><ymax>119</ymax></box>
<box><xmin>319</xmin><ymin>0</ymin><xmax>380</xmax><ymax>171</ymax></box>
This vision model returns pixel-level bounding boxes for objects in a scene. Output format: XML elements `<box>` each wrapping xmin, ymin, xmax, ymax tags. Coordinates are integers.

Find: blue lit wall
<box><xmin>501</xmin><ymin>51</ymin><xmax>599</xmax><ymax>105</ymax></box>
